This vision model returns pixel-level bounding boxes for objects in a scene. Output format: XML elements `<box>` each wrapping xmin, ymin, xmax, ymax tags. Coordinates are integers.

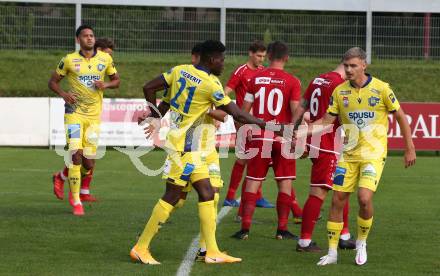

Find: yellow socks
<box><xmin>68</xmin><ymin>164</ymin><xmax>81</xmax><ymax>204</ymax></box>
<box><xmin>136</xmin><ymin>199</ymin><xmax>173</xmax><ymax>251</ymax></box>
<box><xmin>199</xmin><ymin>193</ymin><xmax>219</xmax><ymax>251</ymax></box>
<box><xmin>357</xmin><ymin>216</ymin><xmax>373</xmax><ymax>241</ymax></box>
<box><xmin>327</xmin><ymin>221</ymin><xmax>344</xmax><ymax>252</ymax></box>
<box><xmin>198</xmin><ymin>200</ymin><xmax>220</xmax><ymax>254</ymax></box>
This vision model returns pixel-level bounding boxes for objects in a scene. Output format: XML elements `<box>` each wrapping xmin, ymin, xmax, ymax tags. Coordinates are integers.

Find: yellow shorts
<box><xmin>64</xmin><ymin>113</ymin><xmax>100</xmax><ymax>157</ymax></box>
<box><xmin>332</xmin><ymin>160</ymin><xmax>385</xmax><ymax>193</ymax></box>
<box><xmin>162</xmin><ymin>150</ymin><xmax>222</xmax><ymax>192</ymax></box>
<box><xmin>162</xmin><ymin>151</ymin><xmax>209</xmax><ymax>187</ymax></box>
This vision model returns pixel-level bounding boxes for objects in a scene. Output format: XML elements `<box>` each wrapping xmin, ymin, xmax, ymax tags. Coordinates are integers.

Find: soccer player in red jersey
<box><xmin>231</xmin><ymin>41</ymin><xmax>301</xmax><ymax>240</ymax></box>
<box><xmin>223</xmin><ymin>41</ymin><xmax>275</xmax><ymax>209</ymax></box>
<box><xmin>292</xmin><ymin>63</ymin><xmax>356</xmax><ymax>252</ymax></box>
<box><xmin>52</xmin><ymin>37</ymin><xmax>116</xmax><ymax>203</ymax></box>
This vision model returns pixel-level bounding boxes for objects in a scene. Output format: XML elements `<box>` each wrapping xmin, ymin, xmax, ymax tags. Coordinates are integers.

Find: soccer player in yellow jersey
<box><xmin>52</xmin><ymin>37</ymin><xmax>116</xmax><ymax>203</ymax></box>
<box><xmin>130</xmin><ymin>40</ymin><xmax>285</xmax><ymax>265</ymax></box>
<box><xmin>297</xmin><ymin>47</ymin><xmax>416</xmax><ymax>266</ymax></box>
<box><xmin>48</xmin><ymin>25</ymin><xmax>120</xmax><ymax>216</ymax></box>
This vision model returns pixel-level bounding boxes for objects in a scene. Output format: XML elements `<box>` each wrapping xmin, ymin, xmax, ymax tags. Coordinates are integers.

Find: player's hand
<box><xmin>60</xmin><ymin>91</ymin><xmax>76</xmax><ymax>104</ymax></box>
<box><xmin>404</xmin><ymin>148</ymin><xmax>416</xmax><ymax>168</ymax></box>
<box><xmin>144</xmin><ymin>118</ymin><xmax>161</xmax><ymax>139</ymax></box>
<box><xmin>137</xmin><ymin>111</ymin><xmax>150</xmax><ymax>125</ymax></box>
<box><xmin>94</xmin><ymin>81</ymin><xmax>107</xmax><ymax>90</ymax></box>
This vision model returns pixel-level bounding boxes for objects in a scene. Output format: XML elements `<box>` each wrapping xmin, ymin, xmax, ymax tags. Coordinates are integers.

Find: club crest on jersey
<box><xmin>74</xmin><ymin>64</ymin><xmax>80</xmax><ymax>72</ymax></box>
<box><xmin>255</xmin><ymin>77</ymin><xmax>271</xmax><ymax>84</ymax></box>
<box><xmin>348</xmin><ymin>110</ymin><xmax>375</xmax><ymax>129</ymax></box>
<box><xmin>97</xmin><ymin>64</ymin><xmax>105</xmax><ymax>71</ymax></box>
<box><xmin>343</xmin><ymin>96</ymin><xmax>349</xmax><ymax>107</ymax></box>
<box><xmin>368</xmin><ymin>96</ymin><xmax>380</xmax><ymax>107</ymax></box>
<box><xmin>213</xmin><ymin>91</ymin><xmax>224</xmax><ymax>101</ymax></box>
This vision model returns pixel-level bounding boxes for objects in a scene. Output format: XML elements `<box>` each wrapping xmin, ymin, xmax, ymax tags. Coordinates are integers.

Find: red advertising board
<box><xmin>388</xmin><ymin>102</ymin><xmax>440</xmax><ymax>150</ymax></box>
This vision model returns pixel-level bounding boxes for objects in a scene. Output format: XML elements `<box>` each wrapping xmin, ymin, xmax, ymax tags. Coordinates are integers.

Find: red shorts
<box><xmin>310</xmin><ymin>152</ymin><xmax>338</xmax><ymax>189</ymax></box>
<box><xmin>246</xmin><ymin>140</ymin><xmax>296</xmax><ymax>181</ymax></box>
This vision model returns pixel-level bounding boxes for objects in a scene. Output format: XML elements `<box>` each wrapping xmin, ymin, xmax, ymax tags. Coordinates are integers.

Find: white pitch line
<box><xmin>176</xmin><ymin>201</ymin><xmax>238</xmax><ymax>276</ymax></box>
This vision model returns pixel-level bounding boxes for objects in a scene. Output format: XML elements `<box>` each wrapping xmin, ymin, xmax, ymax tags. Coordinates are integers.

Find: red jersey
<box><xmin>303</xmin><ymin>71</ymin><xmax>344</xmax><ymax>154</ymax></box>
<box><xmin>245</xmin><ymin>68</ymin><xmax>301</xmax><ymax>139</ymax></box>
<box><xmin>226</xmin><ymin>63</ymin><xmax>264</xmax><ymax>108</ymax></box>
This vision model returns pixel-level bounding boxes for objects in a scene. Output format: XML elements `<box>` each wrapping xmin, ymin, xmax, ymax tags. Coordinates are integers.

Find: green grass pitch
<box><xmin>0</xmin><ymin>147</ymin><xmax>438</xmax><ymax>275</ymax></box>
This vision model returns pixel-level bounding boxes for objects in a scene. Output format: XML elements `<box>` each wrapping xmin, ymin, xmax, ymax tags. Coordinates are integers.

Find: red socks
<box><xmin>80</xmin><ymin>169</ymin><xmax>93</xmax><ymax>194</ymax></box>
<box><xmin>226</xmin><ymin>161</ymin><xmax>246</xmax><ymax>200</ymax></box>
<box><xmin>276</xmin><ymin>192</ymin><xmax>292</xmax><ymax>231</ymax></box>
<box><xmin>300</xmin><ymin>195</ymin><xmax>323</xmax><ymax>239</ymax></box>
<box><xmin>241</xmin><ymin>192</ymin><xmax>258</xmax><ymax>230</ymax></box>
<box><xmin>290</xmin><ymin>188</ymin><xmax>302</xmax><ymax>217</ymax></box>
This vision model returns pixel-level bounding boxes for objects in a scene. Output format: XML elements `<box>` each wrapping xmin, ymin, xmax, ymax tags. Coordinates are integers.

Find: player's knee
<box><xmin>71</xmin><ymin>151</ymin><xmax>82</xmax><ymax>165</ymax></box>
<box><xmin>358</xmin><ymin>194</ymin><xmax>372</xmax><ymax>209</ymax></box>
<box><xmin>331</xmin><ymin>192</ymin><xmax>348</xmax><ymax>209</ymax></box>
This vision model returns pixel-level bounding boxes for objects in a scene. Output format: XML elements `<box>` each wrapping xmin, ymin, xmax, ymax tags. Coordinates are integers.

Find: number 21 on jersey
<box><xmin>170</xmin><ymin>77</ymin><xmax>196</xmax><ymax>114</ymax></box>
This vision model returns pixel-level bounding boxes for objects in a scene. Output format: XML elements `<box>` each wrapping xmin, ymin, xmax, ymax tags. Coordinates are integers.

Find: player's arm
<box><xmin>218</xmin><ymin>102</ymin><xmax>272</xmax><ymax>130</ymax></box>
<box><xmin>393</xmin><ymin>108</ymin><xmax>416</xmax><ymax>168</ymax></box>
<box><xmin>292</xmin><ymin>98</ymin><xmax>308</xmax><ymax>130</ymax></box>
<box><xmin>208</xmin><ymin>109</ymin><xmax>228</xmax><ymax>123</ymax></box>
<box><xmin>48</xmin><ymin>72</ymin><xmax>76</xmax><ymax>104</ymax></box>
<box><xmin>296</xmin><ymin>112</ymin><xmax>336</xmax><ymax>140</ymax></box>
<box><xmin>143</xmin><ymin>75</ymin><xmax>167</xmax><ymax>118</ymax></box>
<box><xmin>95</xmin><ymin>73</ymin><xmax>120</xmax><ymax>90</ymax></box>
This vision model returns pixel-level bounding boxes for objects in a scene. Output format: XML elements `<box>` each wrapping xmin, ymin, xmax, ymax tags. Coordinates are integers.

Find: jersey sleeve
<box><xmin>382</xmin><ymin>84</ymin><xmax>400</xmax><ymax>113</ymax></box>
<box><xmin>161</xmin><ymin>66</ymin><xmax>175</xmax><ymax>88</ymax></box>
<box><xmin>55</xmin><ymin>56</ymin><xmax>68</xmax><ymax>76</ymax></box>
<box><xmin>327</xmin><ymin>90</ymin><xmax>339</xmax><ymax>115</ymax></box>
<box><xmin>243</xmin><ymin>77</ymin><xmax>255</xmax><ymax>103</ymax></box>
<box><xmin>106</xmin><ymin>55</ymin><xmax>117</xmax><ymax>76</ymax></box>
<box><xmin>210</xmin><ymin>84</ymin><xmax>231</xmax><ymax>107</ymax></box>
<box><xmin>226</xmin><ymin>68</ymin><xmax>241</xmax><ymax>89</ymax></box>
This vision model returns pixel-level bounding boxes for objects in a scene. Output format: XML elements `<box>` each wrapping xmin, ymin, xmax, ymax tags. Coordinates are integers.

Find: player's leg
<box><xmin>131</xmin><ymin>152</ymin><xmax>196</xmax><ymax>264</ymax></box>
<box><xmin>52</xmin><ymin>166</ymin><xmax>68</xmax><ymax>200</ymax></box>
<box><xmin>64</xmin><ymin>114</ymin><xmax>85</xmax><ymax>215</ymax></box>
<box><xmin>192</xmin><ymin>178</ymin><xmax>241</xmax><ymax>264</ymax></box>
<box><xmin>272</xmin><ymin>143</ymin><xmax>297</xmax><ymax>239</ymax></box>
<box><xmin>232</xmin><ymin>178</ymin><xmax>261</xmax><ymax>240</ymax></box>
<box><xmin>318</xmin><ymin>161</ymin><xmax>357</xmax><ymax>266</ymax></box>
<box><xmin>354</xmin><ymin>160</ymin><xmax>384</xmax><ymax>265</ymax></box>
<box><xmin>255</xmin><ymin>157</ymin><xmax>274</xmax><ymax>208</ymax></box>
<box><xmin>338</xmin><ymin>199</ymin><xmax>356</xmax><ymax>250</ymax></box>
<box><xmin>290</xmin><ymin>186</ymin><xmax>302</xmax><ymax>223</ymax></box>
<box><xmin>131</xmin><ymin>181</ymin><xmax>182</xmax><ymax>265</ymax></box>
<box><xmin>224</xmin><ymin>158</ymin><xmax>246</xmax><ymax>207</ymax></box>
<box><xmin>197</xmin><ymin>150</ymin><xmax>223</xmax><ymax>261</ymax></box>
<box><xmin>297</xmin><ymin>186</ymin><xmax>328</xmax><ymax>252</ymax></box>
<box><xmin>79</xmin><ymin>120</ymin><xmax>100</xmax><ymax>202</ymax></box>
<box><xmin>275</xmin><ymin>179</ymin><xmax>298</xmax><ymax>240</ymax></box>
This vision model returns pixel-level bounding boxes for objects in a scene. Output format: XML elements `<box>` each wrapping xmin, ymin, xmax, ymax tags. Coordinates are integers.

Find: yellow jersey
<box><xmin>56</xmin><ymin>50</ymin><xmax>117</xmax><ymax>118</ymax></box>
<box><xmin>161</xmin><ymin>64</ymin><xmax>231</xmax><ymax>152</ymax></box>
<box><xmin>327</xmin><ymin>75</ymin><xmax>400</xmax><ymax>161</ymax></box>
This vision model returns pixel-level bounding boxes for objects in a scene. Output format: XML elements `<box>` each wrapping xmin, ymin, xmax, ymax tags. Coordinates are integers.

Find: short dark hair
<box><xmin>94</xmin><ymin>38</ymin><xmax>115</xmax><ymax>50</ymax></box>
<box><xmin>342</xmin><ymin>47</ymin><xmax>367</xmax><ymax>61</ymax></box>
<box><xmin>191</xmin><ymin>43</ymin><xmax>203</xmax><ymax>55</ymax></box>
<box><xmin>199</xmin><ymin>40</ymin><xmax>226</xmax><ymax>62</ymax></box>
<box><xmin>75</xmin><ymin>25</ymin><xmax>94</xmax><ymax>37</ymax></box>
<box><xmin>248</xmin><ymin>40</ymin><xmax>266</xmax><ymax>53</ymax></box>
<box><xmin>267</xmin><ymin>41</ymin><xmax>289</xmax><ymax>60</ymax></box>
